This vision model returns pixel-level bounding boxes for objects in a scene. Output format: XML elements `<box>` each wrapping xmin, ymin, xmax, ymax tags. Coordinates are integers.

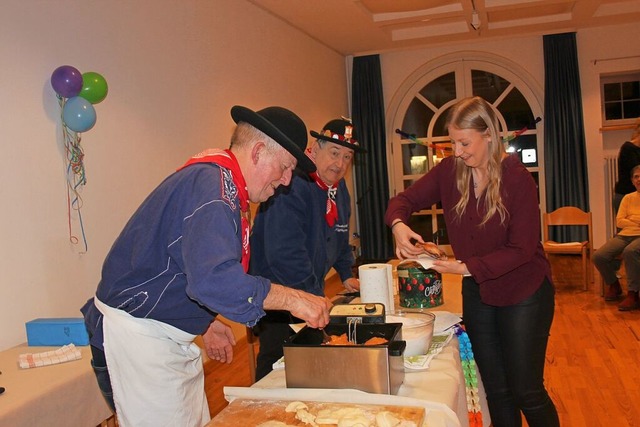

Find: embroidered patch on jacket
<box><xmin>220</xmin><ymin>169</ymin><xmax>238</xmax><ymax>211</ymax></box>
<box><xmin>335</xmin><ymin>223</ymin><xmax>349</xmax><ymax>232</ymax></box>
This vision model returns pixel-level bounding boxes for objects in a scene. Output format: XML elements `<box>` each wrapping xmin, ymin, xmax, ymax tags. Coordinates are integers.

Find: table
<box><xmin>247</xmin><ymin>326</ymin><xmax>488</xmax><ymax>427</ymax></box>
<box><xmin>212</xmin><ymin>262</ymin><xmax>491</xmax><ymax>426</ymax></box>
<box><xmin>220</xmin><ymin>310</ymin><xmax>490</xmax><ymax>427</ymax></box>
<box><xmin>0</xmin><ymin>343</ymin><xmax>113</xmax><ymax>427</ymax></box>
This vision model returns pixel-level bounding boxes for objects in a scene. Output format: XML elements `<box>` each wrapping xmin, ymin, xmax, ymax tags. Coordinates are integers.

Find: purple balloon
<box><xmin>51</xmin><ymin>65</ymin><xmax>83</xmax><ymax>98</ymax></box>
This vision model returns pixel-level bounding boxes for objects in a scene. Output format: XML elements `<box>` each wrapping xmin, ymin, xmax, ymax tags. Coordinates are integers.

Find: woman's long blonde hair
<box><xmin>446</xmin><ymin>96</ymin><xmax>508</xmax><ymax>225</ymax></box>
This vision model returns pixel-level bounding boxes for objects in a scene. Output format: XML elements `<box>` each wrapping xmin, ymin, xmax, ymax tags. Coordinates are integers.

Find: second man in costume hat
<box><xmin>250</xmin><ymin>117</ymin><xmax>365</xmax><ymax>381</ymax></box>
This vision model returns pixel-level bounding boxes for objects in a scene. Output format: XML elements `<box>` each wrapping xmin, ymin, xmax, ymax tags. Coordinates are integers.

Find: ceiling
<box><xmin>248</xmin><ymin>0</ymin><xmax>640</xmax><ymax>56</ymax></box>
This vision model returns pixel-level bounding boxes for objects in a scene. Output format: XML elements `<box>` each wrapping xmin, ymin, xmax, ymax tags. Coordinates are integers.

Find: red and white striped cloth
<box><xmin>18</xmin><ymin>344</ymin><xmax>82</xmax><ymax>369</ymax></box>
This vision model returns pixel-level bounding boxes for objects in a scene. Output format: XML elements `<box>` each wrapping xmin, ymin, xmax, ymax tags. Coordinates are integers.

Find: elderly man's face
<box><xmin>312</xmin><ymin>141</ymin><xmax>354</xmax><ymax>186</ymax></box>
<box><xmin>248</xmin><ymin>145</ymin><xmax>297</xmax><ymax>203</ymax></box>
<box><xmin>632</xmin><ymin>169</ymin><xmax>640</xmax><ymax>192</ymax></box>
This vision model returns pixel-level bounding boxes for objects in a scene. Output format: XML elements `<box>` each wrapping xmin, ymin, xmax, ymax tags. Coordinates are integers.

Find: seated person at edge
<box><xmin>249</xmin><ymin>118</ymin><xmax>365</xmax><ymax>381</ymax></box>
<box><xmin>594</xmin><ymin>164</ymin><xmax>640</xmax><ymax>310</ymax></box>
<box><xmin>80</xmin><ymin>105</ymin><xmax>332</xmax><ymax>427</ymax></box>
<box><xmin>385</xmin><ymin>96</ymin><xmax>560</xmax><ymax>427</ymax></box>
<box><xmin>612</xmin><ymin>118</ymin><xmax>640</xmax><ymax>214</ymax></box>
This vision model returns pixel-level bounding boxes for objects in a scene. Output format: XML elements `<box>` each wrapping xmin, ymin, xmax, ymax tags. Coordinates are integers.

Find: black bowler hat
<box><xmin>310</xmin><ymin>118</ymin><xmax>366</xmax><ymax>153</ymax></box>
<box><xmin>231</xmin><ymin>105</ymin><xmax>316</xmax><ymax>173</ymax></box>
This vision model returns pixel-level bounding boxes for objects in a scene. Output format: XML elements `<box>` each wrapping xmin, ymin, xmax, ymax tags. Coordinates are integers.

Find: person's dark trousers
<box><xmin>254</xmin><ymin>321</ymin><xmax>295</xmax><ymax>382</ymax></box>
<box><xmin>90</xmin><ymin>345</ymin><xmax>116</xmax><ymax>413</ymax></box>
<box><xmin>462</xmin><ymin>276</ymin><xmax>560</xmax><ymax>427</ymax></box>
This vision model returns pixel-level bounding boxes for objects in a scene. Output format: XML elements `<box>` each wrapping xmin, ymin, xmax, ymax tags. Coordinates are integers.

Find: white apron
<box><xmin>94</xmin><ymin>297</ymin><xmax>210</xmax><ymax>427</ymax></box>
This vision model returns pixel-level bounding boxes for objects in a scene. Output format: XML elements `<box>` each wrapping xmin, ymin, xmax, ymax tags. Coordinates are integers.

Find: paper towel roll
<box><xmin>358</xmin><ymin>263</ymin><xmax>395</xmax><ymax>313</ymax></box>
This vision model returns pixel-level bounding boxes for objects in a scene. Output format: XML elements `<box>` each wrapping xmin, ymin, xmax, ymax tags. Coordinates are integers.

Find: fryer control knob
<box><xmin>364</xmin><ymin>303</ymin><xmax>376</xmax><ymax>313</ymax></box>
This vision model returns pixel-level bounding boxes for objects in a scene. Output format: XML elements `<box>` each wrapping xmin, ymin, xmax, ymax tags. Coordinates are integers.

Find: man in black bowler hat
<box><xmin>80</xmin><ymin>106</ymin><xmax>332</xmax><ymax>426</ymax></box>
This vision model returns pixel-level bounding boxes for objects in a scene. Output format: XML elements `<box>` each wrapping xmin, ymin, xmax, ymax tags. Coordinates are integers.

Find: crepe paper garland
<box><xmin>455</xmin><ymin>325</ymin><xmax>483</xmax><ymax>427</ymax></box>
<box><xmin>396</xmin><ymin>116</ymin><xmax>542</xmax><ymax>157</ymax></box>
<box><xmin>395</xmin><ymin>129</ymin><xmax>452</xmax><ymax>152</ymax></box>
<box><xmin>502</xmin><ymin>117</ymin><xmax>542</xmax><ymax>143</ymax></box>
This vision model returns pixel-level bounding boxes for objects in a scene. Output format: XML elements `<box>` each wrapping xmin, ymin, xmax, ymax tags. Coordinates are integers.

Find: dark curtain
<box><xmin>543</xmin><ymin>32</ymin><xmax>590</xmax><ymax>241</ymax></box>
<box><xmin>351</xmin><ymin>55</ymin><xmax>394</xmax><ymax>262</ymax></box>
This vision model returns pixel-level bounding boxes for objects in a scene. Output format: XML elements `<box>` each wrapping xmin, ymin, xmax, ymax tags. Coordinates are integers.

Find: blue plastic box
<box><xmin>25</xmin><ymin>318</ymin><xmax>90</xmax><ymax>346</ymax></box>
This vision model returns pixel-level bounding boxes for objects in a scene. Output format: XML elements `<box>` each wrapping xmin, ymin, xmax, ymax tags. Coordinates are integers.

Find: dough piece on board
<box><xmin>376</xmin><ymin>411</ymin><xmax>400</xmax><ymax>427</ymax></box>
<box><xmin>315</xmin><ymin>406</ymin><xmax>372</xmax><ymax>426</ymax></box>
<box><xmin>295</xmin><ymin>408</ymin><xmax>317</xmax><ymax>426</ymax></box>
<box><xmin>257</xmin><ymin>421</ymin><xmax>294</xmax><ymax>427</ymax></box>
<box><xmin>337</xmin><ymin>415</ymin><xmax>371</xmax><ymax>427</ymax></box>
<box><xmin>285</xmin><ymin>401</ymin><xmax>308</xmax><ymax>412</ymax></box>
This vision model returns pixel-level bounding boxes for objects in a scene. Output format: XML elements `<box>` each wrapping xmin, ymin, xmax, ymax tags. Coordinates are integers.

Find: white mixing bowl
<box><xmin>386</xmin><ymin>310</ymin><xmax>436</xmax><ymax>356</ymax></box>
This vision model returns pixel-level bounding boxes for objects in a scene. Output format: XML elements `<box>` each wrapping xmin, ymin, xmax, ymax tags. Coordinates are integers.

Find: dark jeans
<box><xmin>462</xmin><ymin>277</ymin><xmax>559</xmax><ymax>427</ymax></box>
<box><xmin>90</xmin><ymin>345</ymin><xmax>116</xmax><ymax>413</ymax></box>
<box><xmin>254</xmin><ymin>321</ymin><xmax>295</xmax><ymax>382</ymax></box>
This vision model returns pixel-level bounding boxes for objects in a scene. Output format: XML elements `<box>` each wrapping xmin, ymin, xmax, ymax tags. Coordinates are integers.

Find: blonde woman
<box><xmin>386</xmin><ymin>96</ymin><xmax>559</xmax><ymax>427</ymax></box>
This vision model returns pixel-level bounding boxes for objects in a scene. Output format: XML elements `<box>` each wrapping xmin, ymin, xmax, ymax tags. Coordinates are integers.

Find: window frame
<box><xmin>600</xmin><ymin>71</ymin><xmax>640</xmax><ymax>126</ymax></box>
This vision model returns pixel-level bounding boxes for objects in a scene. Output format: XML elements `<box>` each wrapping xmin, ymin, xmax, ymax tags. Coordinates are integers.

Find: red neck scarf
<box><xmin>306</xmin><ymin>148</ymin><xmax>338</xmax><ymax>227</ymax></box>
<box><xmin>178</xmin><ymin>148</ymin><xmax>250</xmax><ymax>272</ymax></box>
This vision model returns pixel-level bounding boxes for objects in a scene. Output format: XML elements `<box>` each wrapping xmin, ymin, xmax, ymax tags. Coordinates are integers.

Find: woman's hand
<box><xmin>431</xmin><ymin>259</ymin><xmax>471</xmax><ymax>276</ymax></box>
<box><xmin>202</xmin><ymin>319</ymin><xmax>236</xmax><ymax>364</ymax></box>
<box><xmin>391</xmin><ymin>221</ymin><xmax>426</xmax><ymax>260</ymax></box>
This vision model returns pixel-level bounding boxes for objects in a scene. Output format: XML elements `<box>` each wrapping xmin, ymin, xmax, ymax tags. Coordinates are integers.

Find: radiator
<box><xmin>604</xmin><ymin>155</ymin><xmax>618</xmax><ymax>239</ymax></box>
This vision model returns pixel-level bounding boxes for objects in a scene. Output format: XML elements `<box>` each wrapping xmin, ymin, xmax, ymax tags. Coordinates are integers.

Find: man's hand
<box><xmin>202</xmin><ymin>319</ymin><xmax>236</xmax><ymax>364</ymax></box>
<box><xmin>264</xmin><ymin>284</ymin><xmax>332</xmax><ymax>328</ymax></box>
<box><xmin>343</xmin><ymin>277</ymin><xmax>360</xmax><ymax>292</ymax></box>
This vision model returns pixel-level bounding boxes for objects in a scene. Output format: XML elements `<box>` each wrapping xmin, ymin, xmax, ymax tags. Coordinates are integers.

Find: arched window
<box><xmin>386</xmin><ymin>53</ymin><xmax>544</xmax><ymax>254</ymax></box>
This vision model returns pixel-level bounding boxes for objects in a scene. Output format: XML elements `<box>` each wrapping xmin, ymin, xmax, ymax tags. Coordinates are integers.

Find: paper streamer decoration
<box><xmin>455</xmin><ymin>325</ymin><xmax>483</xmax><ymax>427</ymax></box>
<box><xmin>358</xmin><ymin>263</ymin><xmax>395</xmax><ymax>313</ymax></box>
<box><xmin>50</xmin><ymin>66</ymin><xmax>109</xmax><ymax>253</ymax></box>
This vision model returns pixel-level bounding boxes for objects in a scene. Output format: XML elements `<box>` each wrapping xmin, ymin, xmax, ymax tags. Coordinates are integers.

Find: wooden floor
<box><xmin>204</xmin><ymin>255</ymin><xmax>640</xmax><ymax>426</ymax></box>
<box><xmin>543</xmin><ymin>255</ymin><xmax>640</xmax><ymax>426</ymax></box>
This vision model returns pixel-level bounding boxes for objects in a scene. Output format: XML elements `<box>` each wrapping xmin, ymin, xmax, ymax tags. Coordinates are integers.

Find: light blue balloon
<box><xmin>63</xmin><ymin>96</ymin><xmax>97</xmax><ymax>132</ymax></box>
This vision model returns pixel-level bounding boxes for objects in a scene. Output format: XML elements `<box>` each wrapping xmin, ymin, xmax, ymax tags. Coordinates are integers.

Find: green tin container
<box><xmin>397</xmin><ymin>260</ymin><xmax>444</xmax><ymax>308</ymax></box>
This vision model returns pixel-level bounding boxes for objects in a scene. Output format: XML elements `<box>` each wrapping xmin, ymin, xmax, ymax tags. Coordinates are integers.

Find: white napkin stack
<box><xmin>18</xmin><ymin>344</ymin><xmax>82</xmax><ymax>369</ymax></box>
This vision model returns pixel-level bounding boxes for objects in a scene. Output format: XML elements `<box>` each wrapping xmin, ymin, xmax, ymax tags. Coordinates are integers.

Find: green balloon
<box><xmin>79</xmin><ymin>71</ymin><xmax>108</xmax><ymax>104</ymax></box>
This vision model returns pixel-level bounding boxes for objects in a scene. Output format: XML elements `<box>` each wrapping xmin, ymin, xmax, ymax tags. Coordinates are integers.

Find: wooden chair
<box><xmin>542</xmin><ymin>206</ymin><xmax>593</xmax><ymax>290</ymax></box>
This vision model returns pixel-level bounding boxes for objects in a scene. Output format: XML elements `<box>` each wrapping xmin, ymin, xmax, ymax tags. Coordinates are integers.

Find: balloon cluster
<box><xmin>51</xmin><ymin>65</ymin><xmax>108</xmax><ymax>132</ymax></box>
<box><xmin>51</xmin><ymin>65</ymin><xmax>108</xmax><ymax>253</ymax></box>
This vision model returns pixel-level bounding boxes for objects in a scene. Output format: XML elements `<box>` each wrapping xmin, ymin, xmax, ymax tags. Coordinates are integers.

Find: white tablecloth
<box><xmin>0</xmin><ymin>343</ymin><xmax>112</xmax><ymax>427</ymax></box>
<box><xmin>247</xmin><ymin>329</ymin><xmax>490</xmax><ymax>427</ymax></box>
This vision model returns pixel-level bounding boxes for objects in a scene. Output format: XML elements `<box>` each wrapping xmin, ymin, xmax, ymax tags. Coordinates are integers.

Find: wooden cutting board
<box><xmin>207</xmin><ymin>398</ymin><xmax>425</xmax><ymax>426</ymax></box>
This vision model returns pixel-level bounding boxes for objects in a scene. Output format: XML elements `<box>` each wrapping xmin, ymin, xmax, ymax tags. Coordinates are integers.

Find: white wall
<box><xmin>378</xmin><ymin>25</ymin><xmax>640</xmax><ymax>249</ymax></box>
<box><xmin>577</xmin><ymin>26</ymin><xmax>640</xmax><ymax>247</ymax></box>
<box><xmin>0</xmin><ymin>0</ymin><xmax>348</xmax><ymax>351</ymax></box>
<box><xmin>3</xmin><ymin>1</ymin><xmax>636</xmax><ymax>352</ymax></box>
